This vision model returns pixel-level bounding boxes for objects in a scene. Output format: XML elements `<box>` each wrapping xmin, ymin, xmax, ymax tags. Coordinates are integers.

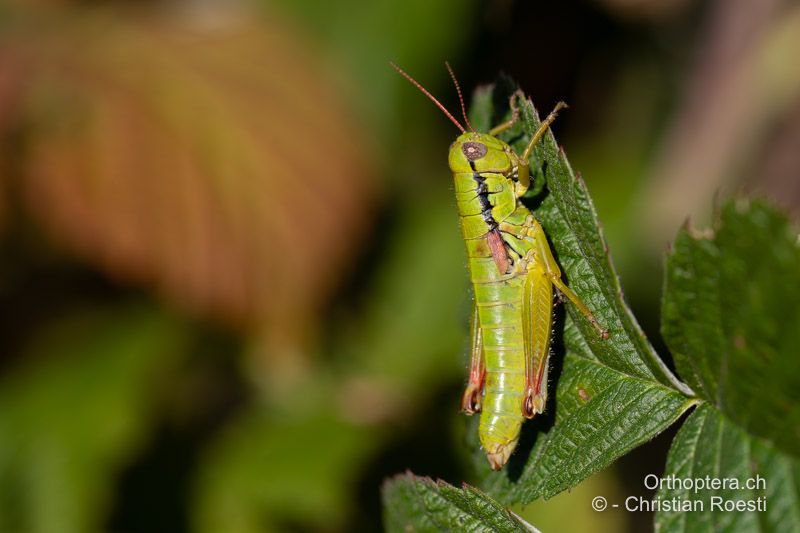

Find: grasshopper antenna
<box><xmin>390</xmin><ymin>61</ymin><xmax>465</xmax><ymax>133</ymax></box>
<box><xmin>445</xmin><ymin>62</ymin><xmax>475</xmax><ymax>132</ymax></box>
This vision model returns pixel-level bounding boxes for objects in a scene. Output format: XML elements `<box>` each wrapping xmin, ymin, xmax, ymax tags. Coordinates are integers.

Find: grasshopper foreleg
<box><xmin>489</xmin><ymin>90</ymin><xmax>526</xmax><ymax>137</ymax></box>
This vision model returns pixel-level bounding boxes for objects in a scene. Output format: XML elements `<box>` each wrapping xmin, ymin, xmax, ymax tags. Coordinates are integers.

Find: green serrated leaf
<box><xmin>655</xmin><ymin>404</ymin><xmax>800</xmax><ymax>533</ymax></box>
<box><xmin>383</xmin><ymin>473</ymin><xmax>538</xmax><ymax>533</ymax></box>
<box><xmin>480</xmin><ymin>351</ymin><xmax>695</xmax><ymax>502</ymax></box>
<box><xmin>468</xmin><ymin>82</ymin><xmax>692</xmax><ymax>503</ymax></box>
<box><xmin>662</xmin><ymin>200</ymin><xmax>800</xmax><ymax>458</ymax></box>
<box><xmin>515</xmin><ymin>94</ymin><xmax>685</xmax><ymax>388</ymax></box>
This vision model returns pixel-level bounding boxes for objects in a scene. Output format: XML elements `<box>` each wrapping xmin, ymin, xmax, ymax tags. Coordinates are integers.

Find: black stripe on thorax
<box><xmin>468</xmin><ymin>160</ymin><xmax>498</xmax><ymax>230</ymax></box>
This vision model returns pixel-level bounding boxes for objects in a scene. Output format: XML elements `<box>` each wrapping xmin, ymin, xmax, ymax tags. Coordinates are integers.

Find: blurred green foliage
<box><xmin>193</xmin><ymin>411</ymin><xmax>375</xmax><ymax>532</ymax></box>
<box><xmin>0</xmin><ymin>307</ymin><xmax>188</xmax><ymax>532</ymax></box>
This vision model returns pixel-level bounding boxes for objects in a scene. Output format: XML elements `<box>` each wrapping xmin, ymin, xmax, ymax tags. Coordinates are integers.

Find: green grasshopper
<box><xmin>392</xmin><ymin>63</ymin><xmax>608</xmax><ymax>470</ymax></box>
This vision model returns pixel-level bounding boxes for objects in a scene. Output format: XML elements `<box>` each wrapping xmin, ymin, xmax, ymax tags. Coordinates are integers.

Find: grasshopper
<box><xmin>392</xmin><ymin>63</ymin><xmax>608</xmax><ymax>470</ymax></box>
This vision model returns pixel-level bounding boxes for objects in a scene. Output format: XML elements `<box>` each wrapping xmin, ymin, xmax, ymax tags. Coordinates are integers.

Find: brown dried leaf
<box><xmin>5</xmin><ymin>6</ymin><xmax>377</xmax><ymax>351</ymax></box>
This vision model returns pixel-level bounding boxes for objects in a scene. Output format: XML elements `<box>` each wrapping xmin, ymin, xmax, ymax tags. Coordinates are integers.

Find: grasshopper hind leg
<box><xmin>521</xmin><ymin>263</ymin><xmax>553</xmax><ymax>419</ymax></box>
<box><xmin>461</xmin><ymin>303</ymin><xmax>485</xmax><ymax>415</ymax></box>
<box><xmin>528</xmin><ymin>216</ymin><xmax>609</xmax><ymax>340</ymax></box>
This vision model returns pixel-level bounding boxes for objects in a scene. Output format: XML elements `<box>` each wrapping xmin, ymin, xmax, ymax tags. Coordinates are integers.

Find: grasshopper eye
<box><xmin>462</xmin><ymin>142</ymin><xmax>487</xmax><ymax>161</ymax></box>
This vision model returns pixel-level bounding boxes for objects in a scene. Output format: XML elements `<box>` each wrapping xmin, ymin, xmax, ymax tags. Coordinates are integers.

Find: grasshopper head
<box><xmin>388</xmin><ymin>63</ymin><xmax>515</xmax><ymax>177</ymax></box>
<box><xmin>448</xmin><ymin>132</ymin><xmax>513</xmax><ymax>175</ymax></box>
